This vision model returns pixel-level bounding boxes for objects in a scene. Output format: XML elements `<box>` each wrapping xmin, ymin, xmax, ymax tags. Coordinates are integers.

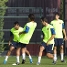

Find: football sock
<box><xmin>22</xmin><ymin>53</ymin><xmax>25</xmax><ymax>60</ymax></box>
<box><xmin>16</xmin><ymin>56</ymin><xmax>20</xmax><ymax>63</ymax></box>
<box><xmin>5</xmin><ymin>56</ymin><xmax>8</xmax><ymax>61</ymax></box>
<box><xmin>29</xmin><ymin>55</ymin><xmax>32</xmax><ymax>59</ymax></box>
<box><xmin>38</xmin><ymin>56</ymin><xmax>41</xmax><ymax>63</ymax></box>
<box><xmin>54</xmin><ymin>54</ymin><xmax>57</xmax><ymax>61</ymax></box>
<box><xmin>61</xmin><ymin>53</ymin><xmax>64</xmax><ymax>61</ymax></box>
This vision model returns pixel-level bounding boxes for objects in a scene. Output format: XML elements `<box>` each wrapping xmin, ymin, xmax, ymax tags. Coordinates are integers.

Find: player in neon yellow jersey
<box><xmin>51</xmin><ymin>12</ymin><xmax>67</xmax><ymax>62</ymax></box>
<box><xmin>3</xmin><ymin>22</ymin><xmax>32</xmax><ymax>65</ymax></box>
<box><xmin>37</xmin><ymin>17</ymin><xmax>56</xmax><ymax>65</ymax></box>
<box><xmin>18</xmin><ymin>14</ymin><xmax>37</xmax><ymax>64</ymax></box>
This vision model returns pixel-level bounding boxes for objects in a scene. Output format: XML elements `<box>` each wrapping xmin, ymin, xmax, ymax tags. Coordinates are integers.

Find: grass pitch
<box><xmin>0</xmin><ymin>56</ymin><xmax>67</xmax><ymax>67</ymax></box>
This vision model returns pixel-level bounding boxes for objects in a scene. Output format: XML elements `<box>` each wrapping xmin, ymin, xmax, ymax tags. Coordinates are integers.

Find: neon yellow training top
<box><xmin>42</xmin><ymin>24</ymin><xmax>55</xmax><ymax>44</ymax></box>
<box><xmin>11</xmin><ymin>27</ymin><xmax>23</xmax><ymax>42</ymax></box>
<box><xmin>50</xmin><ymin>19</ymin><xmax>64</xmax><ymax>38</ymax></box>
<box><xmin>18</xmin><ymin>22</ymin><xmax>37</xmax><ymax>44</ymax></box>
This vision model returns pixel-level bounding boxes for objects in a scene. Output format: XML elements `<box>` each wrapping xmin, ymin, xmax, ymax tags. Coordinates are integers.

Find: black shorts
<box><xmin>18</xmin><ymin>42</ymin><xmax>26</xmax><ymax>48</ymax></box>
<box><xmin>10</xmin><ymin>41</ymin><xmax>18</xmax><ymax>48</ymax></box>
<box><xmin>41</xmin><ymin>42</ymin><xmax>53</xmax><ymax>53</ymax></box>
<box><xmin>54</xmin><ymin>38</ymin><xmax>64</xmax><ymax>46</ymax></box>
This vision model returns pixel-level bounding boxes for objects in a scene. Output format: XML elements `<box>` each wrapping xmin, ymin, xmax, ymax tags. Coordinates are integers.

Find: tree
<box><xmin>0</xmin><ymin>0</ymin><xmax>8</xmax><ymax>52</ymax></box>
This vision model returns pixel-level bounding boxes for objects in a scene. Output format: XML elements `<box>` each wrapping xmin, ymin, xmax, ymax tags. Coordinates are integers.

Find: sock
<box><xmin>61</xmin><ymin>53</ymin><xmax>64</xmax><ymax>61</ymax></box>
<box><xmin>54</xmin><ymin>54</ymin><xmax>57</xmax><ymax>61</ymax></box>
<box><xmin>29</xmin><ymin>55</ymin><xmax>32</xmax><ymax>59</ymax></box>
<box><xmin>16</xmin><ymin>56</ymin><xmax>20</xmax><ymax>63</ymax></box>
<box><xmin>38</xmin><ymin>56</ymin><xmax>41</xmax><ymax>63</ymax></box>
<box><xmin>5</xmin><ymin>56</ymin><xmax>8</xmax><ymax>61</ymax></box>
<box><xmin>53</xmin><ymin>56</ymin><xmax>57</xmax><ymax>61</ymax></box>
<box><xmin>22</xmin><ymin>53</ymin><xmax>25</xmax><ymax>60</ymax></box>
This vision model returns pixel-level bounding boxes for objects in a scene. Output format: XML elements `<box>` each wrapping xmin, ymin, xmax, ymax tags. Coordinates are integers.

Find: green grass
<box><xmin>0</xmin><ymin>56</ymin><xmax>67</xmax><ymax>67</ymax></box>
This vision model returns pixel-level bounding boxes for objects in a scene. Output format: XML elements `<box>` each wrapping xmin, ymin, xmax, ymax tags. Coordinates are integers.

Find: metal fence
<box><xmin>0</xmin><ymin>7</ymin><xmax>43</xmax><ymax>45</ymax></box>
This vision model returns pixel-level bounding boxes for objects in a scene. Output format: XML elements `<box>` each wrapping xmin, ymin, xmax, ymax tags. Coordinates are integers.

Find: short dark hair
<box><xmin>28</xmin><ymin>14</ymin><xmax>35</xmax><ymax>21</ymax></box>
<box><xmin>55</xmin><ymin>12</ymin><xmax>60</xmax><ymax>16</ymax></box>
<box><xmin>14</xmin><ymin>21</ymin><xmax>19</xmax><ymax>25</ymax></box>
<box><xmin>41</xmin><ymin>17</ymin><xmax>48</xmax><ymax>22</ymax></box>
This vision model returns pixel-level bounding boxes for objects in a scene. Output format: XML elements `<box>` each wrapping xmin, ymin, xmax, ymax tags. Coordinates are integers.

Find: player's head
<box><xmin>41</xmin><ymin>17</ymin><xmax>48</xmax><ymax>26</ymax></box>
<box><xmin>14</xmin><ymin>21</ymin><xmax>19</xmax><ymax>30</ymax></box>
<box><xmin>54</xmin><ymin>12</ymin><xmax>60</xmax><ymax>20</ymax></box>
<box><xmin>28</xmin><ymin>14</ymin><xmax>35</xmax><ymax>21</ymax></box>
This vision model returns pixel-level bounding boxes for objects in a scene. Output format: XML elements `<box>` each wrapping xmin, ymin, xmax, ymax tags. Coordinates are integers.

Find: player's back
<box><xmin>19</xmin><ymin>21</ymin><xmax>37</xmax><ymax>44</ymax></box>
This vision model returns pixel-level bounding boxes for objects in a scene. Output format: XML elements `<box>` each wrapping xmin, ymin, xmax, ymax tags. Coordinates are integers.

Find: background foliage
<box><xmin>0</xmin><ymin>0</ymin><xmax>8</xmax><ymax>51</ymax></box>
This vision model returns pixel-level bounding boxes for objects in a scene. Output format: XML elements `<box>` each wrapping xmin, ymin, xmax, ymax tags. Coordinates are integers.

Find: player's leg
<box><xmin>46</xmin><ymin>53</ymin><xmax>56</xmax><ymax>64</ymax></box>
<box><xmin>60</xmin><ymin>45</ymin><xmax>64</xmax><ymax>62</ymax></box>
<box><xmin>37</xmin><ymin>42</ymin><xmax>45</xmax><ymax>65</ymax></box>
<box><xmin>12</xmin><ymin>43</ymin><xmax>21</xmax><ymax>65</ymax></box>
<box><xmin>53</xmin><ymin>46</ymin><xmax>57</xmax><ymax>61</ymax></box>
<box><xmin>37</xmin><ymin>46</ymin><xmax>45</xmax><ymax>64</ymax></box>
<box><xmin>25</xmin><ymin>49</ymin><xmax>33</xmax><ymax>63</ymax></box>
<box><xmin>53</xmin><ymin>38</ymin><xmax>58</xmax><ymax>61</ymax></box>
<box><xmin>46</xmin><ymin>45</ymin><xmax>53</xmax><ymax>59</ymax></box>
<box><xmin>3</xmin><ymin>45</ymin><xmax>15</xmax><ymax>64</ymax></box>
<box><xmin>46</xmin><ymin>53</ymin><xmax>53</xmax><ymax>59</ymax></box>
<box><xmin>16</xmin><ymin>47</ymin><xmax>21</xmax><ymax>64</ymax></box>
<box><xmin>59</xmin><ymin>39</ymin><xmax>64</xmax><ymax>62</ymax></box>
<box><xmin>46</xmin><ymin>45</ymin><xmax>56</xmax><ymax>64</ymax></box>
<box><xmin>22</xmin><ymin>47</ymin><xmax>26</xmax><ymax>64</ymax></box>
<box><xmin>19</xmin><ymin>43</ymin><xmax>27</xmax><ymax>64</ymax></box>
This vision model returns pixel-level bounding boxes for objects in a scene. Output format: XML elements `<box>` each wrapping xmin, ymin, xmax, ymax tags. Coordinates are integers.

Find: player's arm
<box><xmin>62</xmin><ymin>23</ymin><xmax>67</xmax><ymax>40</ymax></box>
<box><xmin>19</xmin><ymin>26</ymin><xmax>30</xmax><ymax>35</ymax></box>
<box><xmin>41</xmin><ymin>31</ymin><xmax>44</xmax><ymax>40</ymax></box>
<box><xmin>8</xmin><ymin>31</ymin><xmax>13</xmax><ymax>46</ymax></box>
<box><xmin>47</xmin><ymin>28</ymin><xmax>55</xmax><ymax>45</ymax></box>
